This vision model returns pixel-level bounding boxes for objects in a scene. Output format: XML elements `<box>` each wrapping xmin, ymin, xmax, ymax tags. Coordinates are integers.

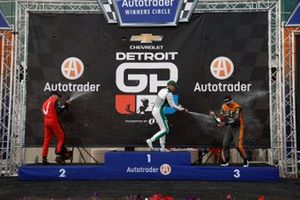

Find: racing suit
<box><xmin>220</xmin><ymin>101</ymin><xmax>246</xmax><ymax>163</ymax></box>
<box><xmin>41</xmin><ymin>96</ymin><xmax>68</xmax><ymax>159</ymax></box>
<box><xmin>149</xmin><ymin>88</ymin><xmax>184</xmax><ymax>148</ymax></box>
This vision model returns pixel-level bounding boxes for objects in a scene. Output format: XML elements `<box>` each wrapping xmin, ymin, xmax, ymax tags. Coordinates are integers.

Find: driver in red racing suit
<box><xmin>41</xmin><ymin>91</ymin><xmax>70</xmax><ymax>164</ymax></box>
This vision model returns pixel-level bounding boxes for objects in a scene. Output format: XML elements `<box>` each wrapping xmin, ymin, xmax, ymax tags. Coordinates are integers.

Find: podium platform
<box><xmin>18</xmin><ymin>151</ymin><xmax>279</xmax><ymax>181</ymax></box>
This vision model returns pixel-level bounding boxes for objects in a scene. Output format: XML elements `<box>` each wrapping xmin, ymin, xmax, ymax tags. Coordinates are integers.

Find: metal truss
<box><xmin>267</xmin><ymin>1</ymin><xmax>287</xmax><ymax>177</ymax></box>
<box><xmin>6</xmin><ymin>0</ymin><xmax>287</xmax><ymax>177</ymax></box>
<box><xmin>195</xmin><ymin>0</ymin><xmax>276</xmax><ymax>12</ymax></box>
<box><xmin>282</xmin><ymin>27</ymin><xmax>299</xmax><ymax>178</ymax></box>
<box><xmin>16</xmin><ymin>0</ymin><xmax>99</xmax><ymax>15</ymax></box>
<box><xmin>0</xmin><ymin>30</ymin><xmax>15</xmax><ymax>175</ymax></box>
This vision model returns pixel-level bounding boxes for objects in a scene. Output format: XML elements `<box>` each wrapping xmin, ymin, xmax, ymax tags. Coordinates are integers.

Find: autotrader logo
<box><xmin>61</xmin><ymin>57</ymin><xmax>84</xmax><ymax>80</ymax></box>
<box><xmin>210</xmin><ymin>56</ymin><xmax>234</xmax><ymax>80</ymax></box>
<box><xmin>160</xmin><ymin>163</ymin><xmax>172</xmax><ymax>176</ymax></box>
<box><xmin>44</xmin><ymin>57</ymin><xmax>100</xmax><ymax>93</ymax></box>
<box><xmin>193</xmin><ymin>56</ymin><xmax>252</xmax><ymax>92</ymax></box>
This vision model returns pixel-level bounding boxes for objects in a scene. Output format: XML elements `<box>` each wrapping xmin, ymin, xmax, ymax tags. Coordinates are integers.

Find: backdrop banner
<box><xmin>26</xmin><ymin>13</ymin><xmax>269</xmax><ymax>147</ymax></box>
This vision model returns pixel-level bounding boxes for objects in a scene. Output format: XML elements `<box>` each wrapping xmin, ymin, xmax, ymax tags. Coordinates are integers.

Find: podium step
<box><xmin>104</xmin><ymin>151</ymin><xmax>191</xmax><ymax>167</ymax></box>
<box><xmin>18</xmin><ymin>151</ymin><xmax>279</xmax><ymax>182</ymax></box>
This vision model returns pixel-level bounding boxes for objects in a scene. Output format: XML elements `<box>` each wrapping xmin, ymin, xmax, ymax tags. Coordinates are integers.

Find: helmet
<box><xmin>167</xmin><ymin>80</ymin><xmax>178</xmax><ymax>89</ymax></box>
<box><xmin>50</xmin><ymin>91</ymin><xmax>62</xmax><ymax>97</ymax></box>
<box><xmin>223</xmin><ymin>95</ymin><xmax>232</xmax><ymax>103</ymax></box>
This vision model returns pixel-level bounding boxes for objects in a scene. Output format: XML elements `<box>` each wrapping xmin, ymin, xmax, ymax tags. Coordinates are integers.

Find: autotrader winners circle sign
<box><xmin>26</xmin><ymin>12</ymin><xmax>270</xmax><ymax>148</ymax></box>
<box><xmin>97</xmin><ymin>0</ymin><xmax>197</xmax><ymax>26</ymax></box>
<box><xmin>114</xmin><ymin>0</ymin><xmax>182</xmax><ymax>26</ymax></box>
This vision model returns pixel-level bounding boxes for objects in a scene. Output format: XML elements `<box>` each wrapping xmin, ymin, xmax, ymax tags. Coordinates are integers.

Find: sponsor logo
<box><xmin>160</xmin><ymin>163</ymin><xmax>172</xmax><ymax>175</ymax></box>
<box><xmin>115</xmin><ymin>46</ymin><xmax>180</xmax><ymax>115</ymax></box>
<box><xmin>193</xmin><ymin>81</ymin><xmax>252</xmax><ymax>93</ymax></box>
<box><xmin>193</xmin><ymin>56</ymin><xmax>252</xmax><ymax>92</ymax></box>
<box><xmin>61</xmin><ymin>57</ymin><xmax>84</xmax><ymax>80</ymax></box>
<box><xmin>130</xmin><ymin>33</ymin><xmax>163</xmax><ymax>43</ymax></box>
<box><xmin>125</xmin><ymin>164</ymin><xmax>172</xmax><ymax>175</ymax></box>
<box><xmin>115</xmin><ymin>34</ymin><xmax>180</xmax><ymax>118</ymax></box>
<box><xmin>116</xmin><ymin>52</ymin><xmax>177</xmax><ymax>61</ymax></box>
<box><xmin>129</xmin><ymin>35</ymin><xmax>164</xmax><ymax>50</ymax></box>
<box><xmin>43</xmin><ymin>57</ymin><xmax>101</xmax><ymax>92</ymax></box>
<box><xmin>113</xmin><ymin>0</ymin><xmax>183</xmax><ymax>26</ymax></box>
<box><xmin>97</xmin><ymin>0</ymin><xmax>198</xmax><ymax>27</ymax></box>
<box><xmin>116</xmin><ymin>62</ymin><xmax>178</xmax><ymax>93</ymax></box>
<box><xmin>126</xmin><ymin>166</ymin><xmax>159</xmax><ymax>173</ymax></box>
<box><xmin>115</xmin><ymin>62</ymin><xmax>179</xmax><ymax>115</ymax></box>
<box><xmin>210</xmin><ymin>56</ymin><xmax>234</xmax><ymax>80</ymax></box>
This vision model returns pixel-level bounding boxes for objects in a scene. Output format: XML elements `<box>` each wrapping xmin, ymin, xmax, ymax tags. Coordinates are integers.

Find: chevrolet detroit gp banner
<box><xmin>26</xmin><ymin>13</ymin><xmax>270</xmax><ymax>147</ymax></box>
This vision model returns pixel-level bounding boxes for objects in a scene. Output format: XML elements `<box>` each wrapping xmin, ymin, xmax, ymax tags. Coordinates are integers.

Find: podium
<box><xmin>105</xmin><ymin>151</ymin><xmax>190</xmax><ymax>166</ymax></box>
<box><xmin>19</xmin><ymin>151</ymin><xmax>279</xmax><ymax>181</ymax></box>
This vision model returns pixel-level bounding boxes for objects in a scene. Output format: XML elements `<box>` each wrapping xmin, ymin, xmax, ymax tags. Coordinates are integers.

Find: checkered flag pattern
<box><xmin>98</xmin><ymin>0</ymin><xmax>117</xmax><ymax>23</ymax></box>
<box><xmin>179</xmin><ymin>0</ymin><xmax>197</xmax><ymax>22</ymax></box>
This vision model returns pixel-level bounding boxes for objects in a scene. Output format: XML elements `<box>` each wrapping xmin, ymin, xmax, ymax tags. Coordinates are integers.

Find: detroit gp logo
<box><xmin>116</xmin><ymin>62</ymin><xmax>178</xmax><ymax>93</ymax></box>
<box><xmin>115</xmin><ymin>62</ymin><xmax>178</xmax><ymax>115</ymax></box>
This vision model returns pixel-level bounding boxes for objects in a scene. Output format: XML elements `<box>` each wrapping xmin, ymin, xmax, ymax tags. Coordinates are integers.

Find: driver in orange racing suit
<box><xmin>212</xmin><ymin>96</ymin><xmax>249</xmax><ymax>167</ymax></box>
<box><xmin>41</xmin><ymin>91</ymin><xmax>70</xmax><ymax>164</ymax></box>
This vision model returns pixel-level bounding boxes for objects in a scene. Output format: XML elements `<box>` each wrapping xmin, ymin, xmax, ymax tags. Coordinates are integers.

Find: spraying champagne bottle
<box><xmin>209</xmin><ymin>111</ymin><xmax>223</xmax><ymax>125</ymax></box>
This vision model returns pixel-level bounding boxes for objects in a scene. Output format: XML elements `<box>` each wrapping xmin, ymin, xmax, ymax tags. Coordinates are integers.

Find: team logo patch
<box><xmin>61</xmin><ymin>57</ymin><xmax>84</xmax><ymax>80</ymax></box>
<box><xmin>210</xmin><ymin>56</ymin><xmax>234</xmax><ymax>80</ymax></box>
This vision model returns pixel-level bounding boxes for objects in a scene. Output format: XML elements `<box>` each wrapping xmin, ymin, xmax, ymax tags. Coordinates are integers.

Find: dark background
<box><xmin>0</xmin><ymin>177</ymin><xmax>299</xmax><ymax>200</ymax></box>
<box><xmin>26</xmin><ymin>13</ymin><xmax>270</xmax><ymax>148</ymax></box>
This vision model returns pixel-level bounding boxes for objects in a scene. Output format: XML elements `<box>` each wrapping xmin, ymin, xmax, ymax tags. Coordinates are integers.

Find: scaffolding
<box><xmin>0</xmin><ymin>0</ymin><xmax>295</xmax><ymax>178</ymax></box>
<box><xmin>0</xmin><ymin>30</ymin><xmax>15</xmax><ymax>175</ymax></box>
<box><xmin>282</xmin><ymin>26</ymin><xmax>299</xmax><ymax>178</ymax></box>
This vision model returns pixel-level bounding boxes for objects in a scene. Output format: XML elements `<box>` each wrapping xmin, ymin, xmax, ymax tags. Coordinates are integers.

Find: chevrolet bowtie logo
<box><xmin>130</xmin><ymin>34</ymin><xmax>163</xmax><ymax>43</ymax></box>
